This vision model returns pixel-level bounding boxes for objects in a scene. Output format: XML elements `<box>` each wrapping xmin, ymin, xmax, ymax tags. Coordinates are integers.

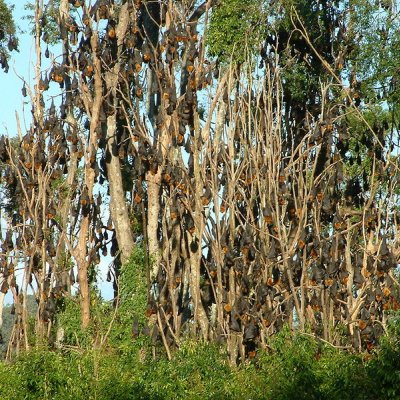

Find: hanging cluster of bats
<box><xmin>0</xmin><ymin>0</ymin><xmax>399</xmax><ymax>360</ymax></box>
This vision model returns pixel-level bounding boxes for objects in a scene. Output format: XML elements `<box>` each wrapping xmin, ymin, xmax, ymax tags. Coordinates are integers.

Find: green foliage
<box><xmin>56</xmin><ymin>296</ymin><xmax>94</xmax><ymax>348</ymax></box>
<box><xmin>0</xmin><ymin>1</ymin><xmax>18</xmax><ymax>71</ymax></box>
<box><xmin>268</xmin><ymin>0</ymin><xmax>334</xmax><ymax>102</ymax></box>
<box><xmin>255</xmin><ymin>328</ymin><xmax>374</xmax><ymax>400</ymax></box>
<box><xmin>315</xmin><ymin>347</ymin><xmax>372</xmax><ymax>400</ymax></box>
<box><xmin>36</xmin><ymin>246</ymin><xmax>149</xmax><ymax>366</ymax></box>
<box><xmin>138</xmin><ymin>342</ymin><xmax>234</xmax><ymax>400</ymax></box>
<box><xmin>2</xmin><ymin>322</ymin><xmax>400</xmax><ymax>399</ymax></box>
<box><xmin>119</xmin><ymin>246</ymin><xmax>148</xmax><ymax>323</ymax></box>
<box><xmin>108</xmin><ymin>246</ymin><xmax>149</xmax><ymax>352</ymax></box>
<box><xmin>258</xmin><ymin>328</ymin><xmax>322</xmax><ymax>399</ymax></box>
<box><xmin>0</xmin><ymin>349</ymin><xmax>113</xmax><ymax>400</ymax></box>
<box><xmin>346</xmin><ymin>0</ymin><xmax>400</xmax><ymax>110</ymax></box>
<box><xmin>24</xmin><ymin>1</ymin><xmax>62</xmax><ymax>45</ymax></box>
<box><xmin>0</xmin><ymin>304</ymin><xmax>14</xmax><ymax>356</ymax></box>
<box><xmin>0</xmin><ymin>2</ymin><xmax>15</xmax><ymax>35</ymax></box>
<box><xmin>344</xmin><ymin>107</ymin><xmax>381</xmax><ymax>175</ymax></box>
<box><xmin>366</xmin><ymin>313</ymin><xmax>400</xmax><ymax>399</ymax></box>
<box><xmin>207</xmin><ymin>0</ymin><xmax>266</xmax><ymax>64</ymax></box>
<box><xmin>0</xmin><ymin>350</ymin><xmax>65</xmax><ymax>400</ymax></box>
<box><xmin>281</xmin><ymin>57</ymin><xmax>320</xmax><ymax>103</ymax></box>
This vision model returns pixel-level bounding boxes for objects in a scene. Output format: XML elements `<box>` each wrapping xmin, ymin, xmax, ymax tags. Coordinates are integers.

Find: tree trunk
<box><xmin>107</xmin><ymin>113</ymin><xmax>135</xmax><ymax>264</ymax></box>
<box><xmin>104</xmin><ymin>3</ymin><xmax>135</xmax><ymax>265</ymax></box>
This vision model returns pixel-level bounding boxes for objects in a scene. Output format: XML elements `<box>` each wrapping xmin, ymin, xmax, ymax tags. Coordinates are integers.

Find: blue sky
<box><xmin>0</xmin><ymin>4</ymin><xmax>32</xmax><ymax>138</ymax></box>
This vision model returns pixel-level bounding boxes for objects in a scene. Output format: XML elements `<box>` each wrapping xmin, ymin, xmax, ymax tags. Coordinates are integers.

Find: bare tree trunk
<box><xmin>107</xmin><ymin>113</ymin><xmax>135</xmax><ymax>264</ymax></box>
<box><xmin>147</xmin><ymin>171</ymin><xmax>162</xmax><ymax>279</ymax></box>
<box><xmin>104</xmin><ymin>3</ymin><xmax>135</xmax><ymax>265</ymax></box>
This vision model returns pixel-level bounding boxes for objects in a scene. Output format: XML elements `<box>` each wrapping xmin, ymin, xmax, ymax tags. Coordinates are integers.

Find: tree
<box><xmin>0</xmin><ymin>0</ymin><xmax>399</xmax><ymax>363</ymax></box>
